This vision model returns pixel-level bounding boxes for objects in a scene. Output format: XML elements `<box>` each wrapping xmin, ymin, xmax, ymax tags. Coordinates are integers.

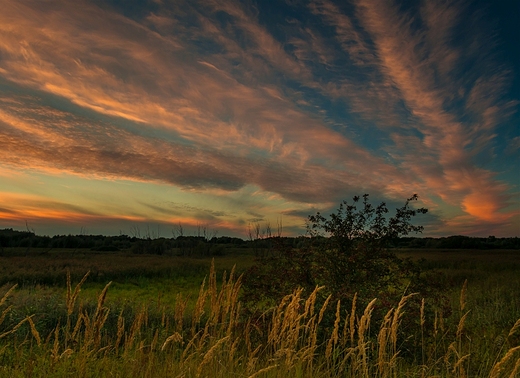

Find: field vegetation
<box><xmin>0</xmin><ymin>248</ymin><xmax>519</xmax><ymax>377</ymax></box>
<box><xmin>0</xmin><ymin>196</ymin><xmax>519</xmax><ymax>377</ymax></box>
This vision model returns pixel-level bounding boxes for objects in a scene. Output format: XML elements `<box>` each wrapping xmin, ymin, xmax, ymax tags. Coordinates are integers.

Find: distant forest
<box><xmin>0</xmin><ymin>228</ymin><xmax>518</xmax><ymax>255</ymax></box>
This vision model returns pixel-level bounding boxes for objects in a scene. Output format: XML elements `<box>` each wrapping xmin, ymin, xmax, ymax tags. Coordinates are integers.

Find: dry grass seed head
<box><xmin>192</xmin><ymin>278</ymin><xmax>207</xmax><ymax>331</ymax></box>
<box><xmin>490</xmin><ymin>346</ymin><xmax>520</xmax><ymax>378</ymax></box>
<box><xmin>67</xmin><ymin>271</ymin><xmax>90</xmax><ymax>315</ymax></box>
<box><xmin>349</xmin><ymin>293</ymin><xmax>358</xmax><ymax>345</ymax></box>
<box><xmin>93</xmin><ymin>281</ymin><xmax>112</xmax><ymax>321</ymax></box>
<box><xmin>174</xmin><ymin>293</ymin><xmax>188</xmax><ymax>332</ymax></box>
<box><xmin>70</xmin><ymin>311</ymin><xmax>85</xmax><ymax>342</ymax></box>
<box><xmin>126</xmin><ymin>307</ymin><xmax>147</xmax><ymax>349</ymax></box>
<box><xmin>318</xmin><ymin>294</ymin><xmax>332</xmax><ymax>325</ymax></box>
<box><xmin>0</xmin><ymin>286</ymin><xmax>17</xmax><ymax>332</ymax></box>
<box><xmin>0</xmin><ymin>316</ymin><xmax>29</xmax><ymax>339</ymax></box>
<box><xmin>51</xmin><ymin>322</ymin><xmax>61</xmax><ymax>362</ymax></box>
<box><xmin>0</xmin><ymin>284</ymin><xmax>17</xmax><ymax>308</ymax></box>
<box><xmin>377</xmin><ymin>308</ymin><xmax>394</xmax><ymax>368</ymax></box>
<box><xmin>161</xmin><ymin>332</ymin><xmax>183</xmax><ymax>351</ymax></box>
<box><xmin>196</xmin><ymin>335</ymin><xmax>230</xmax><ymax>377</ymax></box>
<box><xmin>420</xmin><ymin>298</ymin><xmax>425</xmax><ymax>327</ymax></box>
<box><xmin>358</xmin><ymin>298</ymin><xmax>378</xmax><ymax>343</ymax></box>
<box><xmin>508</xmin><ymin>318</ymin><xmax>520</xmax><ymax>339</ymax></box>
<box><xmin>27</xmin><ymin>315</ymin><xmax>41</xmax><ymax>346</ymax></box>
<box><xmin>181</xmin><ymin>329</ymin><xmax>203</xmax><ymax>362</ymax></box>
<box><xmin>0</xmin><ymin>305</ymin><xmax>13</xmax><ymax>328</ymax></box>
<box><xmin>247</xmin><ymin>364</ymin><xmax>278</xmax><ymax>378</ymax></box>
<box><xmin>391</xmin><ymin>293</ymin><xmax>416</xmax><ymax>347</ymax></box>
<box><xmin>460</xmin><ymin>279</ymin><xmax>468</xmax><ymax>313</ymax></box>
<box><xmin>456</xmin><ymin>311</ymin><xmax>470</xmax><ymax>339</ymax></box>
<box><xmin>452</xmin><ymin>353</ymin><xmax>470</xmax><ymax>374</ymax></box>
<box><xmin>304</xmin><ymin>286</ymin><xmax>322</xmax><ymax>318</ymax></box>
<box><xmin>508</xmin><ymin>356</ymin><xmax>520</xmax><ymax>378</ymax></box>
<box><xmin>325</xmin><ymin>300</ymin><xmax>341</xmax><ymax>361</ymax></box>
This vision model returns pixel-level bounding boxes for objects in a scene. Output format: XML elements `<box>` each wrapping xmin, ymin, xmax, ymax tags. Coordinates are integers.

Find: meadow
<box><xmin>0</xmin><ymin>247</ymin><xmax>519</xmax><ymax>377</ymax></box>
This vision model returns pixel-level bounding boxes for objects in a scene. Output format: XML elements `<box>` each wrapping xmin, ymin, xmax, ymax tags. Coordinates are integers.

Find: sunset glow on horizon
<box><xmin>0</xmin><ymin>0</ymin><xmax>519</xmax><ymax>238</ymax></box>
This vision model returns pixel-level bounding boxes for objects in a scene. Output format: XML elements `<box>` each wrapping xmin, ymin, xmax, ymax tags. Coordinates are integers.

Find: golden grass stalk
<box><xmin>420</xmin><ymin>298</ymin><xmax>426</xmax><ymax>367</ymax></box>
<box><xmin>125</xmin><ymin>306</ymin><xmax>147</xmax><ymax>351</ymax></box>
<box><xmin>93</xmin><ymin>281</ymin><xmax>111</xmax><ymax>320</ymax></box>
<box><xmin>508</xmin><ymin>318</ymin><xmax>520</xmax><ymax>339</ymax></box>
<box><xmin>304</xmin><ymin>287</ymin><xmax>327</xmax><ymax>365</ymax></box>
<box><xmin>208</xmin><ymin>259</ymin><xmax>218</xmax><ymax>313</ymax></box>
<box><xmin>489</xmin><ymin>346</ymin><xmax>520</xmax><ymax>378</ymax></box>
<box><xmin>51</xmin><ymin>321</ymin><xmax>61</xmax><ymax>363</ymax></box>
<box><xmin>70</xmin><ymin>309</ymin><xmax>84</xmax><ymax>343</ymax></box>
<box><xmin>174</xmin><ymin>293</ymin><xmax>188</xmax><ymax>332</ymax></box>
<box><xmin>66</xmin><ymin>271</ymin><xmax>90</xmax><ymax>315</ymax></box>
<box><xmin>228</xmin><ymin>336</ymin><xmax>240</xmax><ymax>365</ymax></box>
<box><xmin>452</xmin><ymin>353</ymin><xmax>470</xmax><ymax>376</ymax></box>
<box><xmin>460</xmin><ymin>279</ymin><xmax>468</xmax><ymax>313</ymax></box>
<box><xmin>358</xmin><ymin>298</ymin><xmax>378</xmax><ymax>377</ymax></box>
<box><xmin>247</xmin><ymin>364</ymin><xmax>278</xmax><ymax>378</ymax></box>
<box><xmin>349</xmin><ymin>293</ymin><xmax>358</xmax><ymax>346</ymax></box>
<box><xmin>92</xmin><ymin>282</ymin><xmax>112</xmax><ymax>342</ymax></box>
<box><xmin>196</xmin><ymin>335</ymin><xmax>230</xmax><ymax>377</ymax></box>
<box><xmin>27</xmin><ymin>315</ymin><xmax>41</xmax><ymax>346</ymax></box>
<box><xmin>150</xmin><ymin>329</ymin><xmax>159</xmax><ymax>353</ymax></box>
<box><xmin>391</xmin><ymin>293</ymin><xmax>416</xmax><ymax>350</ymax></box>
<box><xmin>0</xmin><ymin>345</ymin><xmax>6</xmax><ymax>358</ymax></box>
<box><xmin>0</xmin><ymin>285</ymin><xmax>18</xmax><ymax>337</ymax></box>
<box><xmin>246</xmin><ymin>344</ymin><xmax>263</xmax><ymax>375</ymax></box>
<box><xmin>161</xmin><ymin>332</ymin><xmax>183</xmax><ymax>351</ymax></box>
<box><xmin>60</xmin><ymin>348</ymin><xmax>73</xmax><ymax>359</ymax></box>
<box><xmin>318</xmin><ymin>293</ymin><xmax>332</xmax><ymax>325</ymax></box>
<box><xmin>325</xmin><ymin>300</ymin><xmax>341</xmax><ymax>361</ymax></box>
<box><xmin>192</xmin><ymin>277</ymin><xmax>207</xmax><ymax>334</ymax></box>
<box><xmin>64</xmin><ymin>271</ymin><xmax>90</xmax><ymax>349</ymax></box>
<box><xmin>0</xmin><ymin>305</ymin><xmax>13</xmax><ymax>330</ymax></box>
<box><xmin>376</xmin><ymin>308</ymin><xmax>394</xmax><ymax>377</ymax></box>
<box><xmin>0</xmin><ymin>284</ymin><xmax>17</xmax><ymax>308</ymax></box>
<box><xmin>114</xmin><ymin>309</ymin><xmax>125</xmax><ymax>354</ymax></box>
<box><xmin>303</xmin><ymin>286</ymin><xmax>321</xmax><ymax>318</ymax></box>
<box><xmin>2</xmin><ymin>265</ymin><xmax>519</xmax><ymax>377</ymax></box>
<box><xmin>181</xmin><ymin>329</ymin><xmax>203</xmax><ymax>362</ymax></box>
<box><xmin>0</xmin><ymin>284</ymin><xmax>31</xmax><ymax>339</ymax></box>
<box><xmin>508</xmin><ymin>356</ymin><xmax>520</xmax><ymax>378</ymax></box>
<box><xmin>0</xmin><ymin>316</ymin><xmax>29</xmax><ymax>339</ymax></box>
<box><xmin>456</xmin><ymin>311</ymin><xmax>470</xmax><ymax>339</ymax></box>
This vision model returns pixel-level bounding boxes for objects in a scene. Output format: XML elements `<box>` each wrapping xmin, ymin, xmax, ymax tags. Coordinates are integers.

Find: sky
<box><xmin>0</xmin><ymin>0</ymin><xmax>519</xmax><ymax>238</ymax></box>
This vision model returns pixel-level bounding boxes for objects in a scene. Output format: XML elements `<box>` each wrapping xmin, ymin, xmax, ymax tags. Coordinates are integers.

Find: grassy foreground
<box><xmin>0</xmin><ymin>259</ymin><xmax>519</xmax><ymax>378</ymax></box>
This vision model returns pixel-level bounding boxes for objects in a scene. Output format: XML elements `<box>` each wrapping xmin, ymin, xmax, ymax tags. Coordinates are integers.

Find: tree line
<box><xmin>0</xmin><ymin>227</ymin><xmax>518</xmax><ymax>255</ymax></box>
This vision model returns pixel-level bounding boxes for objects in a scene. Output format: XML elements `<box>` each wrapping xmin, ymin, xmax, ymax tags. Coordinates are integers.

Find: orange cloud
<box><xmin>0</xmin><ymin>0</ymin><xmax>517</xmax><ymax>237</ymax></box>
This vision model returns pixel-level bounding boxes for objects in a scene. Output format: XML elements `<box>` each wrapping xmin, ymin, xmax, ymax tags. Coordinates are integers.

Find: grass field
<box><xmin>0</xmin><ymin>247</ymin><xmax>519</xmax><ymax>377</ymax></box>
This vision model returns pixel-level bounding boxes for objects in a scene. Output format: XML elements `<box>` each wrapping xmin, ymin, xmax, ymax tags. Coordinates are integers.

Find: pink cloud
<box><xmin>0</xmin><ymin>0</ymin><xmax>516</xmax><ymax>236</ymax></box>
<box><xmin>353</xmin><ymin>0</ymin><xmax>516</xmax><ymax>227</ymax></box>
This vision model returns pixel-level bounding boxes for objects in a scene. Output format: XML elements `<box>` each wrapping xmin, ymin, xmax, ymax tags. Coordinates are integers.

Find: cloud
<box><xmin>0</xmin><ymin>0</ymin><xmax>517</xmax><ymax>236</ymax></box>
<box><xmin>352</xmin><ymin>0</ymin><xmax>516</xmax><ymax>225</ymax></box>
<box><xmin>0</xmin><ymin>0</ymin><xmax>407</xmax><ymax>204</ymax></box>
<box><xmin>309</xmin><ymin>0</ymin><xmax>375</xmax><ymax>67</ymax></box>
<box><xmin>505</xmin><ymin>136</ymin><xmax>520</xmax><ymax>155</ymax></box>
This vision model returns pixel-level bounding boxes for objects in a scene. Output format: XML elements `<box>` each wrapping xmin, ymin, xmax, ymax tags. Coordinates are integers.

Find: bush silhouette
<box><xmin>241</xmin><ymin>194</ymin><xmax>450</xmax><ymax>355</ymax></box>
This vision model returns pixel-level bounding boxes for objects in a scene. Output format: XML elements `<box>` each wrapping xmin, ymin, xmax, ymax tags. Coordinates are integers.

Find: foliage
<box><xmin>0</xmin><ymin>265</ymin><xmax>519</xmax><ymax>377</ymax></box>
<box><xmin>241</xmin><ymin>195</ymin><xmax>454</xmax><ymax>356</ymax></box>
<box><xmin>307</xmin><ymin>194</ymin><xmax>427</xmax><ymax>299</ymax></box>
<box><xmin>243</xmin><ymin>194</ymin><xmax>426</xmax><ymax>303</ymax></box>
<box><xmin>1</xmin><ymin>226</ymin><xmax>518</xmax><ymax>256</ymax></box>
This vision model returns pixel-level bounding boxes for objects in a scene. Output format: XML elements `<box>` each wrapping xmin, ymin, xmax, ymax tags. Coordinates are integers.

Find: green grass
<box><xmin>0</xmin><ymin>248</ymin><xmax>519</xmax><ymax>377</ymax></box>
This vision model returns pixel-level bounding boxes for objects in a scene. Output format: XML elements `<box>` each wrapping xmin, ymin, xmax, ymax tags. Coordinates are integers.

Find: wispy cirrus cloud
<box><xmin>350</xmin><ymin>0</ymin><xmax>516</xmax><ymax>225</ymax></box>
<box><xmin>0</xmin><ymin>0</ymin><xmax>517</xmax><ymax>236</ymax></box>
<box><xmin>0</xmin><ymin>0</ymin><xmax>407</xmax><ymax>199</ymax></box>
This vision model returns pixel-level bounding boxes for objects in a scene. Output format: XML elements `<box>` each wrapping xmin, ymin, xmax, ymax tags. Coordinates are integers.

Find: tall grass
<box><xmin>0</xmin><ymin>262</ymin><xmax>519</xmax><ymax>377</ymax></box>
